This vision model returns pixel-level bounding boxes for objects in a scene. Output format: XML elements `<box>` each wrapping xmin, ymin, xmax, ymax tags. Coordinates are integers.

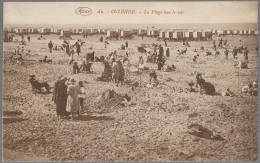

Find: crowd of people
<box><xmin>18</xmin><ymin>32</ymin><xmax>257</xmax><ymax>121</ymax></box>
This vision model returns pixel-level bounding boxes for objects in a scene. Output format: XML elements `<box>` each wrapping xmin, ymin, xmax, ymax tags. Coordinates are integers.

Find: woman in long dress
<box><xmin>56</xmin><ymin>77</ymin><xmax>70</xmax><ymax>119</ymax></box>
<box><xmin>66</xmin><ymin>78</ymin><xmax>80</xmax><ymax>120</ymax></box>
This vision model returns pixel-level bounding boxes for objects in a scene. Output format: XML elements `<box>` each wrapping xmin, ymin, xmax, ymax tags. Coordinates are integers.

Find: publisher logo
<box><xmin>75</xmin><ymin>7</ymin><xmax>92</xmax><ymax>16</ymax></box>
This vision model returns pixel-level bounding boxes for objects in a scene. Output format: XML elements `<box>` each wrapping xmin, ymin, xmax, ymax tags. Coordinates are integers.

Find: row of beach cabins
<box><xmin>5</xmin><ymin>27</ymin><xmax>258</xmax><ymax>41</ymax></box>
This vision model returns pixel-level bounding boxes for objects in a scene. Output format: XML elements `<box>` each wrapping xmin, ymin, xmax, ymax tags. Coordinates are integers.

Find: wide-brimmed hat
<box><xmin>68</xmin><ymin>78</ymin><xmax>76</xmax><ymax>84</ymax></box>
<box><xmin>29</xmin><ymin>74</ymin><xmax>35</xmax><ymax>77</ymax></box>
<box><xmin>60</xmin><ymin>77</ymin><xmax>67</xmax><ymax>81</ymax></box>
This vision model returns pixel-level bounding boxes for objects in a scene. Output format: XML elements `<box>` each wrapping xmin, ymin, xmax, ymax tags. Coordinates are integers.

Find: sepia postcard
<box><xmin>2</xmin><ymin>1</ymin><xmax>258</xmax><ymax>162</ymax></box>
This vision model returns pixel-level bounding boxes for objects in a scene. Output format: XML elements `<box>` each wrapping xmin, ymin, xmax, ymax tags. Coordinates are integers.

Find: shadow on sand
<box><xmin>3</xmin><ymin>110</ymin><xmax>23</xmax><ymax>116</ymax></box>
<box><xmin>3</xmin><ymin>117</ymin><xmax>28</xmax><ymax>124</ymax></box>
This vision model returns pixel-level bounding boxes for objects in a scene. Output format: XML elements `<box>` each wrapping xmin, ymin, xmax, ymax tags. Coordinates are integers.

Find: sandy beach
<box><xmin>2</xmin><ymin>32</ymin><xmax>258</xmax><ymax>161</ymax></box>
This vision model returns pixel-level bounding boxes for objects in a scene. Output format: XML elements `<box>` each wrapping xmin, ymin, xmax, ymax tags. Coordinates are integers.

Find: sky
<box><xmin>3</xmin><ymin>1</ymin><xmax>258</xmax><ymax>25</ymax></box>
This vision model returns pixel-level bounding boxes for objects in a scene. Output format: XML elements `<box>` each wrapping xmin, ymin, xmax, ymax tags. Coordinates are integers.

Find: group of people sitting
<box><xmin>72</xmin><ymin>60</ymin><xmax>93</xmax><ymax>74</ymax></box>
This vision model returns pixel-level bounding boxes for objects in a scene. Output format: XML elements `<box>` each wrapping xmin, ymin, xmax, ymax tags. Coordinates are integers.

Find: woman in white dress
<box><xmin>66</xmin><ymin>78</ymin><xmax>80</xmax><ymax>120</ymax></box>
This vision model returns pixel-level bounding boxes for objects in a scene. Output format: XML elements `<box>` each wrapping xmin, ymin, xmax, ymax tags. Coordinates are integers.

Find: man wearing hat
<box><xmin>29</xmin><ymin>74</ymin><xmax>51</xmax><ymax>93</ymax></box>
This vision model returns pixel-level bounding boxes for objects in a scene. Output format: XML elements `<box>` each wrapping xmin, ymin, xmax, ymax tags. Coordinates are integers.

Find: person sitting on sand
<box><xmin>100</xmin><ymin>56</ymin><xmax>105</xmax><ymax>62</ymax></box>
<box><xmin>73</xmin><ymin>62</ymin><xmax>80</xmax><ymax>74</ymax></box>
<box><xmin>233</xmin><ymin>56</ymin><xmax>243</xmax><ymax>69</ymax></box>
<box><xmin>29</xmin><ymin>74</ymin><xmax>51</xmax><ymax>93</ymax></box>
<box><xmin>193</xmin><ymin>54</ymin><xmax>198</xmax><ymax>62</ymax></box>
<box><xmin>162</xmin><ymin>63</ymin><xmax>175</xmax><ymax>72</ymax></box>
<box><xmin>215</xmin><ymin>50</ymin><xmax>220</xmax><ymax>56</ymax></box>
<box><xmin>80</xmin><ymin>61</ymin><xmax>87</xmax><ymax>72</ymax></box>
<box><xmin>82</xmin><ymin>61</ymin><xmax>94</xmax><ymax>73</ymax></box>
<box><xmin>121</xmin><ymin>94</ymin><xmax>132</xmax><ymax>107</ymax></box>
<box><xmin>195</xmin><ymin>73</ymin><xmax>205</xmax><ymax>88</ymax></box>
<box><xmin>25</xmin><ymin>50</ymin><xmax>31</xmax><ymax>56</ymax></box>
<box><xmin>206</xmin><ymin>49</ymin><xmax>212</xmax><ymax>56</ymax></box>
<box><xmin>121</xmin><ymin>44</ymin><xmax>125</xmax><ymax>50</ymax></box>
<box><xmin>147</xmin><ymin>70</ymin><xmax>159</xmax><ymax>88</ymax></box>
<box><xmin>242</xmin><ymin>83</ymin><xmax>253</xmax><ymax>94</ymax></box>
<box><xmin>41</xmin><ymin>56</ymin><xmax>52</xmax><ymax>63</ymax></box>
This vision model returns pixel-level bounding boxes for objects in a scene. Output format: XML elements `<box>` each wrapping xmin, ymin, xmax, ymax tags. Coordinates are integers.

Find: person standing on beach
<box><xmin>78</xmin><ymin>81</ymin><xmax>86</xmax><ymax>112</ymax></box>
<box><xmin>66</xmin><ymin>78</ymin><xmax>80</xmax><ymax>121</ymax></box>
<box><xmin>166</xmin><ymin>48</ymin><xmax>170</xmax><ymax>57</ymax></box>
<box><xmin>66</xmin><ymin>43</ymin><xmax>70</xmax><ymax>56</ymax></box>
<box><xmin>125</xmin><ymin>41</ymin><xmax>128</xmax><ymax>48</ymax></box>
<box><xmin>55</xmin><ymin>77</ymin><xmax>70</xmax><ymax>120</ymax></box>
<box><xmin>224</xmin><ymin>49</ymin><xmax>229</xmax><ymax>60</ymax></box>
<box><xmin>244</xmin><ymin>47</ymin><xmax>249</xmax><ymax>61</ymax></box>
<box><xmin>75</xmin><ymin>41</ymin><xmax>81</xmax><ymax>56</ymax></box>
<box><xmin>48</xmin><ymin>41</ymin><xmax>53</xmax><ymax>53</ymax></box>
<box><xmin>52</xmin><ymin>75</ymin><xmax>63</xmax><ymax>103</ymax></box>
<box><xmin>27</xmin><ymin>35</ymin><xmax>30</xmax><ymax>42</ymax></box>
<box><xmin>232</xmin><ymin>47</ymin><xmax>238</xmax><ymax>59</ymax></box>
<box><xmin>138</xmin><ymin>56</ymin><xmax>144</xmax><ymax>73</ymax></box>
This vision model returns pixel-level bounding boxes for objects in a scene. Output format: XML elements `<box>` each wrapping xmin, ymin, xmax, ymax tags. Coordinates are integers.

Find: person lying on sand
<box><xmin>222</xmin><ymin>88</ymin><xmax>235</xmax><ymax>97</ymax></box>
<box><xmin>29</xmin><ymin>74</ymin><xmax>51</xmax><ymax>93</ymax></box>
<box><xmin>39</xmin><ymin>56</ymin><xmax>52</xmax><ymax>63</ymax></box>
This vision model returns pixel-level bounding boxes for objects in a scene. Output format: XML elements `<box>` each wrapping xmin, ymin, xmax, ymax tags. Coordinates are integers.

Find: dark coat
<box><xmin>75</xmin><ymin>42</ymin><xmax>81</xmax><ymax>53</ymax></box>
<box><xmin>56</xmin><ymin>82</ymin><xmax>68</xmax><ymax>116</ymax></box>
<box><xmin>52</xmin><ymin>80</ymin><xmax>61</xmax><ymax>103</ymax></box>
<box><xmin>104</xmin><ymin>62</ymin><xmax>112</xmax><ymax>78</ymax></box>
<box><xmin>115</xmin><ymin>61</ymin><xmax>125</xmax><ymax>81</ymax></box>
<box><xmin>48</xmin><ymin>42</ymin><xmax>53</xmax><ymax>49</ymax></box>
<box><xmin>66</xmin><ymin>44</ymin><xmax>70</xmax><ymax>55</ymax></box>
